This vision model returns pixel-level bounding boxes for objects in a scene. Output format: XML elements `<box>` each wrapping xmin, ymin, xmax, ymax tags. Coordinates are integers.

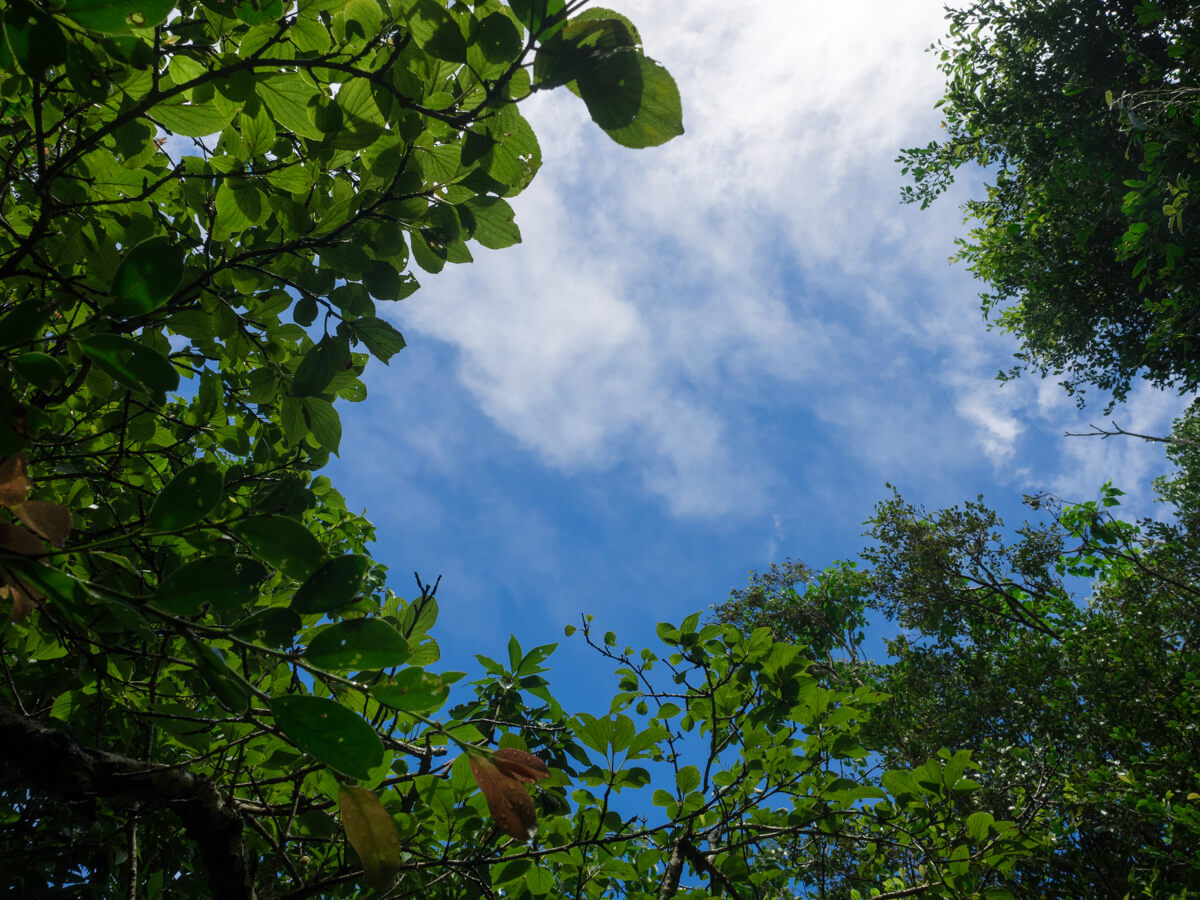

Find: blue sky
<box><xmin>326</xmin><ymin>0</ymin><xmax>1190</xmax><ymax>696</ymax></box>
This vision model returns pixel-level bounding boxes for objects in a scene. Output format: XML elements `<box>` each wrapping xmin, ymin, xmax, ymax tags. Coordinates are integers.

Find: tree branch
<box><xmin>0</xmin><ymin>704</ymin><xmax>256</xmax><ymax>900</ymax></box>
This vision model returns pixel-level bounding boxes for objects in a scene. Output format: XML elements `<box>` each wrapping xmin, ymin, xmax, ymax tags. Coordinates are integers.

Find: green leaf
<box><xmin>291</xmin><ymin>554</ymin><xmax>369</xmax><ymax>614</ymax></box>
<box><xmin>62</xmin><ymin>0</ymin><xmax>175</xmax><ymax>32</ymax></box>
<box><xmin>109</xmin><ymin>237</ymin><xmax>185</xmax><ymax>318</ymax></box>
<box><xmin>303</xmin><ymin>618</ymin><xmax>410</xmax><ymax>670</ymax></box>
<box><xmin>347</xmin><ymin>317</ymin><xmax>406</xmax><ymax>363</ymax></box>
<box><xmin>239</xmin><ymin>98</ymin><xmax>277</xmax><ymax>156</ymax></box>
<box><xmin>153</xmin><ymin>556</ymin><xmax>268</xmax><ymax>615</ymax></box>
<box><xmin>597</xmin><ymin>55</ymin><xmax>682</xmax><ymax>148</ymax></box>
<box><xmin>184</xmin><ymin>637</ymin><xmax>253</xmax><ymax>713</ymax></box>
<box><xmin>256</xmin><ymin>75</ymin><xmax>325</xmax><ymax>140</ymax></box>
<box><xmin>303</xmin><ymin>397</ymin><xmax>342</xmax><ymax>454</ymax></box>
<box><xmin>331</xmin><ymin>78</ymin><xmax>384</xmax><ymax>150</ymax></box>
<box><xmin>291</xmin><ymin>336</ymin><xmax>342</xmax><ymax>397</ymax></box>
<box><xmin>13</xmin><ymin>352</ymin><xmax>66</xmax><ymax>390</ymax></box>
<box><xmin>216</xmin><ymin>178</ymin><xmax>267</xmax><ymax>234</ymax></box>
<box><xmin>153</xmin><ymin>100</ymin><xmax>238</xmax><ymax>137</ymax></box>
<box><xmin>406</xmin><ymin>0</ymin><xmax>467</xmax><ymax>62</ymax></box>
<box><xmin>232</xmin><ymin>606</ymin><xmax>301</xmax><ymax>648</ymax></box>
<box><xmin>148</xmin><ymin>462</ymin><xmax>224</xmax><ymax>532</ymax></box>
<box><xmin>79</xmin><ymin>334</ymin><xmax>180</xmax><ymax>398</ymax></box>
<box><xmin>339</xmin><ymin>786</ymin><xmax>402</xmax><ymax>891</ymax></box>
<box><xmin>232</xmin><ymin>516</ymin><xmax>328</xmax><ymax>581</ymax></box>
<box><xmin>372</xmin><ymin>667</ymin><xmax>453</xmax><ymax>713</ymax></box>
<box><xmin>478</xmin><ymin>12</ymin><xmax>521</xmax><ymax>64</ymax></box>
<box><xmin>271</xmin><ymin>695</ymin><xmax>383</xmax><ymax>780</ymax></box>
<box><xmin>463</xmin><ymin>197</ymin><xmax>521</xmax><ymax>249</ymax></box>
<box><xmin>3</xmin><ymin>0</ymin><xmax>67</xmax><ymax>75</ymax></box>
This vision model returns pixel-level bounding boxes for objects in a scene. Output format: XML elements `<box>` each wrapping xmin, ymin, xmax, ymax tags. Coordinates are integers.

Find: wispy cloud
<box><xmin>373</xmin><ymin>0</ymin><xmax>1185</xmax><ymax>521</ymax></box>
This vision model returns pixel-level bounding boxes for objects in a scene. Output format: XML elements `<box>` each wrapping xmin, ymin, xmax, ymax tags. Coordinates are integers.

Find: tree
<box><xmin>899</xmin><ymin>0</ymin><xmax>1200</xmax><ymax>405</ymax></box>
<box><xmin>715</xmin><ymin>477</ymin><xmax>1200</xmax><ymax>899</ymax></box>
<box><xmin>0</xmin><ymin>0</ymin><xmax>1042</xmax><ymax>897</ymax></box>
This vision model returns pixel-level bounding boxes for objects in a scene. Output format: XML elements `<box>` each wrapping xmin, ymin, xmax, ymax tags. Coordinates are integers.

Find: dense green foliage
<box><xmin>716</xmin><ymin>415</ymin><xmax>1200</xmax><ymax>898</ymax></box>
<box><xmin>0</xmin><ymin>0</ymin><xmax>1049</xmax><ymax>898</ymax></box>
<box><xmin>899</xmin><ymin>0</ymin><xmax>1200</xmax><ymax>404</ymax></box>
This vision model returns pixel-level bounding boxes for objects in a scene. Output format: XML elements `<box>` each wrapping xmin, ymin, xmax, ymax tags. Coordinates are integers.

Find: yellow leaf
<box><xmin>338</xmin><ymin>785</ymin><xmax>402</xmax><ymax>892</ymax></box>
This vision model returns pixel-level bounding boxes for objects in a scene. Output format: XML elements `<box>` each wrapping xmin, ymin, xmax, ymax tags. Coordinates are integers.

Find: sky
<box><xmin>326</xmin><ymin>0</ymin><xmax>1191</xmax><ymax>696</ymax></box>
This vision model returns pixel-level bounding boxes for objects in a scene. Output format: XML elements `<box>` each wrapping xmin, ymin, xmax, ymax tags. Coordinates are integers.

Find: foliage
<box><xmin>899</xmin><ymin>0</ymin><xmax>1200</xmax><ymax>405</ymax></box>
<box><xmin>715</xmin><ymin>477</ymin><xmax>1200</xmax><ymax>899</ymax></box>
<box><xmin>0</xmin><ymin>0</ymin><xmax>1041</xmax><ymax>897</ymax></box>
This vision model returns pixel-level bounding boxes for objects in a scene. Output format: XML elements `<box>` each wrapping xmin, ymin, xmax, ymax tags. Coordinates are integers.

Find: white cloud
<box><xmin>377</xmin><ymin>0</ymin><xmax>1181</xmax><ymax>519</ymax></box>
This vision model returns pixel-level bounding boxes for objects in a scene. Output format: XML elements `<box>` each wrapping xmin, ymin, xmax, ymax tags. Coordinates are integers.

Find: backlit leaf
<box><xmin>291</xmin><ymin>554</ymin><xmax>369</xmax><ymax>614</ymax></box>
<box><xmin>154</xmin><ymin>556</ymin><xmax>268</xmax><ymax>614</ymax></box>
<box><xmin>148</xmin><ymin>461</ymin><xmax>224</xmax><ymax>532</ymax></box>
<box><xmin>303</xmin><ymin>618</ymin><xmax>410</xmax><ymax>670</ymax></box>
<box><xmin>271</xmin><ymin>695</ymin><xmax>383</xmax><ymax>780</ymax></box>
<box><xmin>339</xmin><ymin>786</ymin><xmax>402</xmax><ymax>892</ymax></box>
<box><xmin>232</xmin><ymin>516</ymin><xmax>328</xmax><ymax>581</ymax></box>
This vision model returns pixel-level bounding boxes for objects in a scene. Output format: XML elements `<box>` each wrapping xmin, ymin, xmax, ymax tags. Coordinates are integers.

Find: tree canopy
<box><xmin>899</xmin><ymin>0</ymin><xmax>1200</xmax><ymax>404</ymax></box>
<box><xmin>715</xmin><ymin>442</ymin><xmax>1200</xmax><ymax>898</ymax></box>
<box><xmin>0</xmin><ymin>0</ymin><xmax>1049</xmax><ymax>898</ymax></box>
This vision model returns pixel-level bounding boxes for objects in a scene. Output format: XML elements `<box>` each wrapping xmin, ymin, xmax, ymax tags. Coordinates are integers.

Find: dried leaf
<box><xmin>467</xmin><ymin>753</ymin><xmax>544</xmax><ymax>841</ymax></box>
<box><xmin>14</xmin><ymin>501</ymin><xmax>72</xmax><ymax>546</ymax></box>
<box><xmin>0</xmin><ymin>455</ymin><xmax>31</xmax><ymax>507</ymax></box>
<box><xmin>1</xmin><ymin>570</ymin><xmax>42</xmax><ymax>622</ymax></box>
<box><xmin>0</xmin><ymin>523</ymin><xmax>46</xmax><ymax>556</ymax></box>
<box><xmin>338</xmin><ymin>785</ymin><xmax>402</xmax><ymax>892</ymax></box>
<box><xmin>493</xmin><ymin>747</ymin><xmax>551</xmax><ymax>784</ymax></box>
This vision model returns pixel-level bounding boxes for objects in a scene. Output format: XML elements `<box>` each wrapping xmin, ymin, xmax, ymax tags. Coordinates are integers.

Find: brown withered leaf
<box><xmin>338</xmin><ymin>785</ymin><xmax>402</xmax><ymax>892</ymax></box>
<box><xmin>0</xmin><ymin>522</ymin><xmax>46</xmax><ymax>557</ymax></box>
<box><xmin>14</xmin><ymin>501</ymin><xmax>72</xmax><ymax>546</ymax></box>
<box><xmin>1</xmin><ymin>570</ymin><xmax>42</xmax><ymax>623</ymax></box>
<box><xmin>492</xmin><ymin>747</ymin><xmax>551</xmax><ymax>784</ymax></box>
<box><xmin>467</xmin><ymin>753</ymin><xmax>546</xmax><ymax>842</ymax></box>
<box><xmin>0</xmin><ymin>455</ymin><xmax>31</xmax><ymax>507</ymax></box>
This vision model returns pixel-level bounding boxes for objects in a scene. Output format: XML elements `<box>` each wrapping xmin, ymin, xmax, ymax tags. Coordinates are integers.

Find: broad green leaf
<box><xmin>62</xmin><ymin>0</ymin><xmax>175</xmax><ymax>32</ymax></box>
<box><xmin>598</xmin><ymin>56</ymin><xmax>683</xmax><ymax>148</ymax></box>
<box><xmin>233</xmin><ymin>606</ymin><xmax>302</xmax><ymax>648</ymax></box>
<box><xmin>79</xmin><ymin>334</ymin><xmax>180</xmax><ymax>398</ymax></box>
<box><xmin>339</xmin><ymin>786</ymin><xmax>402</xmax><ymax>891</ymax></box>
<box><xmin>406</xmin><ymin>0</ymin><xmax>467</xmax><ymax>62</ymax></box>
<box><xmin>372</xmin><ymin>667</ymin><xmax>452</xmax><ymax>713</ymax></box>
<box><xmin>271</xmin><ymin>695</ymin><xmax>383</xmax><ymax>780</ymax></box>
<box><xmin>463</xmin><ymin>197</ymin><xmax>521</xmax><ymax>249</ymax></box>
<box><xmin>239</xmin><ymin>98</ymin><xmax>276</xmax><ymax>156</ymax></box>
<box><xmin>184</xmin><ymin>637</ymin><xmax>253</xmax><ymax>713</ymax></box>
<box><xmin>232</xmin><ymin>516</ymin><xmax>328</xmax><ymax>580</ymax></box>
<box><xmin>148</xmin><ymin>461</ymin><xmax>224</xmax><ymax>532</ymax></box>
<box><xmin>3</xmin><ymin>0</ymin><xmax>67</xmax><ymax>74</ymax></box>
<box><xmin>347</xmin><ymin>317</ymin><xmax>406</xmax><ymax>363</ymax></box>
<box><xmin>109</xmin><ymin>237</ymin><xmax>184</xmax><ymax>318</ymax></box>
<box><xmin>303</xmin><ymin>397</ymin><xmax>341</xmax><ymax>454</ymax></box>
<box><xmin>291</xmin><ymin>336</ymin><xmax>341</xmax><ymax>397</ymax></box>
<box><xmin>256</xmin><ymin>75</ymin><xmax>325</xmax><ymax>140</ymax></box>
<box><xmin>216</xmin><ymin>178</ymin><xmax>268</xmax><ymax>234</ymax></box>
<box><xmin>302</xmin><ymin>618</ymin><xmax>410</xmax><ymax>670</ymax></box>
<box><xmin>331</xmin><ymin>78</ymin><xmax>384</xmax><ymax>150</ymax></box>
<box><xmin>153</xmin><ymin>100</ymin><xmax>238</xmax><ymax>137</ymax></box>
<box><xmin>153</xmin><ymin>556</ymin><xmax>268</xmax><ymax>614</ymax></box>
<box><xmin>478</xmin><ymin>12</ymin><xmax>520</xmax><ymax>64</ymax></box>
<box><xmin>291</xmin><ymin>554</ymin><xmax>369</xmax><ymax>614</ymax></box>
<box><xmin>13</xmin><ymin>352</ymin><xmax>66</xmax><ymax>390</ymax></box>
